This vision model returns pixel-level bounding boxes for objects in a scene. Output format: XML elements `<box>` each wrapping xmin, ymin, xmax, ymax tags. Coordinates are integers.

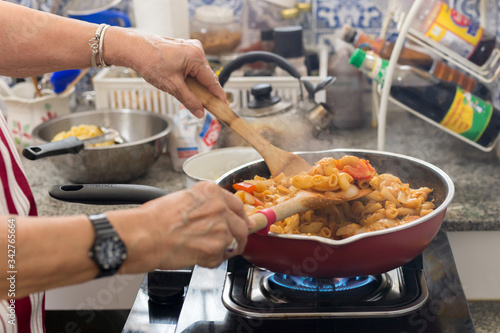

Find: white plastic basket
<box><xmin>93</xmin><ymin>48</ymin><xmax>329</xmax><ymax>115</ymax></box>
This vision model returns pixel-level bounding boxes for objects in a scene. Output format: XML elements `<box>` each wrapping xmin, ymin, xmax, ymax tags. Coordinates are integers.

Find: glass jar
<box><xmin>190</xmin><ymin>6</ymin><xmax>242</xmax><ymax>56</ymax></box>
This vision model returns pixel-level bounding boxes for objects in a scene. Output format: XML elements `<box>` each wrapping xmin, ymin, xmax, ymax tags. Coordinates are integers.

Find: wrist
<box><xmin>101</xmin><ymin>26</ymin><xmax>143</xmax><ymax>69</ymax></box>
<box><xmin>105</xmin><ymin>207</ymin><xmax>158</xmax><ymax>274</ymax></box>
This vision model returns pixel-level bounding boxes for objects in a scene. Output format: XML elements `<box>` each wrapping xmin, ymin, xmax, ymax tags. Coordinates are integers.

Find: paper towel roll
<box><xmin>132</xmin><ymin>0</ymin><xmax>189</xmax><ymax>39</ymax></box>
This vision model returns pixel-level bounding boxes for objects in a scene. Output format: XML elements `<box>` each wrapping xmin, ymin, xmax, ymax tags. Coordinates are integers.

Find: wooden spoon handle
<box><xmin>249</xmin><ymin>196</ymin><xmax>308</xmax><ymax>234</ymax></box>
<box><xmin>247</xmin><ymin>188</ymin><xmax>373</xmax><ymax>235</ymax></box>
<box><xmin>185</xmin><ymin>76</ymin><xmax>293</xmax><ymax>176</ymax></box>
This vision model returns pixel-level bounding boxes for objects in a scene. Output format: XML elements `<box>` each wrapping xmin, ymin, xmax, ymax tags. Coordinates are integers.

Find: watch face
<box><xmin>95</xmin><ymin>236</ymin><xmax>127</xmax><ymax>270</ymax></box>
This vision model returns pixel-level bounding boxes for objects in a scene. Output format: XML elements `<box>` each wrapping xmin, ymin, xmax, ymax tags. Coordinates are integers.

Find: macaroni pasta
<box><xmin>233</xmin><ymin>156</ymin><xmax>434</xmax><ymax>239</ymax></box>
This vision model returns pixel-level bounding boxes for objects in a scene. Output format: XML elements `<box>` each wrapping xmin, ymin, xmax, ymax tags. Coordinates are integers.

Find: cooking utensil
<box><xmin>249</xmin><ymin>187</ymin><xmax>373</xmax><ymax>235</ymax></box>
<box><xmin>217</xmin><ymin>148</ymin><xmax>455</xmax><ymax>278</ymax></box>
<box><xmin>49</xmin><ymin>183</ymin><xmax>371</xmax><ymax>235</ymax></box>
<box><xmin>31</xmin><ymin>77</ymin><xmax>43</xmax><ymax>97</ymax></box>
<box><xmin>23</xmin><ymin>127</ymin><xmax>120</xmax><ymax>160</ymax></box>
<box><xmin>49</xmin><ymin>184</ymin><xmax>169</xmax><ymax>205</ymax></box>
<box><xmin>48</xmin><ymin>149</ymin><xmax>454</xmax><ymax>278</ymax></box>
<box><xmin>28</xmin><ymin>109</ymin><xmax>173</xmax><ymax>183</ymax></box>
<box><xmin>185</xmin><ymin>76</ymin><xmax>311</xmax><ymax>177</ymax></box>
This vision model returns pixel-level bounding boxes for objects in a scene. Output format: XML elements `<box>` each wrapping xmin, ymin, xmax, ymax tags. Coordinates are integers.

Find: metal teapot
<box><xmin>216</xmin><ymin>51</ymin><xmax>334</xmax><ymax>151</ymax></box>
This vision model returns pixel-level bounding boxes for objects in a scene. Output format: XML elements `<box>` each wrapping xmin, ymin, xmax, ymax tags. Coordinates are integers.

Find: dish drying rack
<box><xmin>375</xmin><ymin>0</ymin><xmax>500</xmax><ymax>152</ymax></box>
<box><xmin>93</xmin><ymin>47</ymin><xmax>329</xmax><ymax>116</ymax></box>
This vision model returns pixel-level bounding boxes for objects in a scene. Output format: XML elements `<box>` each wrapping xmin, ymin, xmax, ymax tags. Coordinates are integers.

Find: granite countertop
<box><xmin>23</xmin><ymin>111</ymin><xmax>500</xmax><ymax>231</ymax></box>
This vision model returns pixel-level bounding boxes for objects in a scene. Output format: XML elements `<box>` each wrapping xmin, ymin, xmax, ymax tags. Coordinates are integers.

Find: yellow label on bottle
<box><xmin>424</xmin><ymin>3</ymin><xmax>483</xmax><ymax>59</ymax></box>
<box><xmin>441</xmin><ymin>87</ymin><xmax>492</xmax><ymax>142</ymax></box>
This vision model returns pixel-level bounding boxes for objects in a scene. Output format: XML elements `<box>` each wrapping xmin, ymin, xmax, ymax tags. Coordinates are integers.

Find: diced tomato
<box><xmin>248</xmin><ymin>193</ymin><xmax>265</xmax><ymax>207</ymax></box>
<box><xmin>232</xmin><ymin>182</ymin><xmax>256</xmax><ymax>193</ymax></box>
<box><xmin>342</xmin><ymin>159</ymin><xmax>375</xmax><ymax>180</ymax></box>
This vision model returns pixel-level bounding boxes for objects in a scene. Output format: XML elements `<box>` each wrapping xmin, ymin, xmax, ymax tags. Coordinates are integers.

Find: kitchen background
<box><xmin>2</xmin><ymin>0</ymin><xmax>500</xmax><ymax>332</ymax></box>
<box><xmin>5</xmin><ymin>0</ymin><xmax>500</xmax><ymax>108</ymax></box>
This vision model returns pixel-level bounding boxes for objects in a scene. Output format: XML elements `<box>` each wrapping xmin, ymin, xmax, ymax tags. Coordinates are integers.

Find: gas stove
<box><xmin>122</xmin><ymin>230</ymin><xmax>476</xmax><ymax>333</ymax></box>
<box><xmin>222</xmin><ymin>254</ymin><xmax>427</xmax><ymax>319</ymax></box>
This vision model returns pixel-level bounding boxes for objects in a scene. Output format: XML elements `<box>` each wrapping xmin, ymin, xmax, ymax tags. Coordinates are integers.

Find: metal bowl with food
<box><xmin>216</xmin><ymin>149</ymin><xmax>455</xmax><ymax>278</ymax></box>
<box><xmin>28</xmin><ymin>109</ymin><xmax>173</xmax><ymax>183</ymax></box>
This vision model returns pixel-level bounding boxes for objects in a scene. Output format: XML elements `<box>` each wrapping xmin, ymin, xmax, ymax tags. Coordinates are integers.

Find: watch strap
<box><xmin>88</xmin><ymin>213</ymin><xmax>127</xmax><ymax>279</ymax></box>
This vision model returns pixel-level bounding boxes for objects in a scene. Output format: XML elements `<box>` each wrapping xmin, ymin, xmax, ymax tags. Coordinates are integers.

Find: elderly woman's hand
<box><xmin>106</xmin><ymin>31</ymin><xmax>226</xmax><ymax>118</ymax></box>
<box><xmin>134</xmin><ymin>181</ymin><xmax>254</xmax><ymax>270</ymax></box>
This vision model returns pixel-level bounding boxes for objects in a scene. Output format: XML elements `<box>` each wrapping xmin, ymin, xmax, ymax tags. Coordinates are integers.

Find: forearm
<box><xmin>0</xmin><ymin>207</ymin><xmax>153</xmax><ymax>299</ymax></box>
<box><xmin>0</xmin><ymin>2</ymin><xmax>97</xmax><ymax>76</ymax></box>
<box><xmin>0</xmin><ymin>182</ymin><xmax>250</xmax><ymax>299</ymax></box>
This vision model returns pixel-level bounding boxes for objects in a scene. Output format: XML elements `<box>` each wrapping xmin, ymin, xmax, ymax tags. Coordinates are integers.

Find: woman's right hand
<box><xmin>104</xmin><ymin>29</ymin><xmax>227</xmax><ymax>118</ymax></box>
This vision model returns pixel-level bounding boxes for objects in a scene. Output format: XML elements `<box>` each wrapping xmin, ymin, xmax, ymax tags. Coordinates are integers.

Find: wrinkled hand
<box><xmin>125</xmin><ymin>35</ymin><xmax>226</xmax><ymax>118</ymax></box>
<box><xmin>140</xmin><ymin>181</ymin><xmax>254</xmax><ymax>270</ymax></box>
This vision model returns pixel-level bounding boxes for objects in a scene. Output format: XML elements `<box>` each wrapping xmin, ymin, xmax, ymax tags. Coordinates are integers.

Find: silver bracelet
<box><xmin>88</xmin><ymin>24</ymin><xmax>110</xmax><ymax>68</ymax></box>
<box><xmin>98</xmin><ymin>24</ymin><xmax>110</xmax><ymax>68</ymax></box>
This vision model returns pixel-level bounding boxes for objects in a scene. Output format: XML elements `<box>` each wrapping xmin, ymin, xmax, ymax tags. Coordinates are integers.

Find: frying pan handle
<box><xmin>218</xmin><ymin>51</ymin><xmax>302</xmax><ymax>87</ymax></box>
<box><xmin>49</xmin><ymin>184</ymin><xmax>168</xmax><ymax>205</ymax></box>
<box><xmin>23</xmin><ymin>136</ymin><xmax>84</xmax><ymax>160</ymax></box>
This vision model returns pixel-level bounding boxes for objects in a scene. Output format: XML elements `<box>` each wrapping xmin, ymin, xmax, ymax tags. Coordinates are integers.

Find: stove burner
<box><xmin>265</xmin><ymin>274</ymin><xmax>383</xmax><ymax>302</ymax></box>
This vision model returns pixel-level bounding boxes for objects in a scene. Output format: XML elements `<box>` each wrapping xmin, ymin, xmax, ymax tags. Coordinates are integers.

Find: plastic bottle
<box><xmin>342</xmin><ymin>26</ymin><xmax>435</xmax><ymax>69</ymax></box>
<box><xmin>409</xmin><ymin>0</ymin><xmax>496</xmax><ymax>66</ymax></box>
<box><xmin>342</xmin><ymin>26</ymin><xmax>492</xmax><ymax>101</ymax></box>
<box><xmin>349</xmin><ymin>49</ymin><xmax>500</xmax><ymax>149</ymax></box>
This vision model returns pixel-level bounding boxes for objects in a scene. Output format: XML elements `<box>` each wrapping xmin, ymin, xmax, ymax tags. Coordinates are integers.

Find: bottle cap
<box><xmin>281</xmin><ymin>7</ymin><xmax>299</xmax><ymax>19</ymax></box>
<box><xmin>296</xmin><ymin>3</ymin><xmax>312</xmax><ymax>12</ymax></box>
<box><xmin>349</xmin><ymin>48</ymin><xmax>366</xmax><ymax>68</ymax></box>
<box><xmin>194</xmin><ymin>6</ymin><xmax>235</xmax><ymax>24</ymax></box>
<box><xmin>342</xmin><ymin>26</ymin><xmax>358</xmax><ymax>44</ymax></box>
<box><xmin>273</xmin><ymin>26</ymin><xmax>304</xmax><ymax>58</ymax></box>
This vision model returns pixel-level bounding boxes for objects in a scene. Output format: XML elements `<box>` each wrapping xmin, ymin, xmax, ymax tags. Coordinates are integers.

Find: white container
<box><xmin>1</xmin><ymin>84</ymin><xmax>74</xmax><ymax>151</ymax></box>
<box><xmin>132</xmin><ymin>0</ymin><xmax>189</xmax><ymax>39</ymax></box>
<box><xmin>182</xmin><ymin>147</ymin><xmax>261</xmax><ymax>188</ymax></box>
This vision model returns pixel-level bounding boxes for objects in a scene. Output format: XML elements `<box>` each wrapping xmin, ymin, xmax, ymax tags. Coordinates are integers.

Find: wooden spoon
<box><xmin>248</xmin><ymin>187</ymin><xmax>373</xmax><ymax>235</ymax></box>
<box><xmin>185</xmin><ymin>76</ymin><xmax>311</xmax><ymax>177</ymax></box>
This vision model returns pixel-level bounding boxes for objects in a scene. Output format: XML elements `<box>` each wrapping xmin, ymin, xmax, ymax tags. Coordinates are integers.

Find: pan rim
<box><xmin>217</xmin><ymin>148</ymin><xmax>455</xmax><ymax>245</ymax></box>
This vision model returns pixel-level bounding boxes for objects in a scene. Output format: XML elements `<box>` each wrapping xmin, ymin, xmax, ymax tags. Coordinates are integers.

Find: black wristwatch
<box><xmin>88</xmin><ymin>213</ymin><xmax>128</xmax><ymax>279</ymax></box>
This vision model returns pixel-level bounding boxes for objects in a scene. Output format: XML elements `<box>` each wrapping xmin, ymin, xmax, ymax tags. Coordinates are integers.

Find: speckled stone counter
<box><xmin>468</xmin><ymin>301</ymin><xmax>500</xmax><ymax>333</ymax></box>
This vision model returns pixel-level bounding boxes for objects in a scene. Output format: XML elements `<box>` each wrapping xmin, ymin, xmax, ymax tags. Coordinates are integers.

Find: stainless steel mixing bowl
<box><xmin>30</xmin><ymin>109</ymin><xmax>173</xmax><ymax>183</ymax></box>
